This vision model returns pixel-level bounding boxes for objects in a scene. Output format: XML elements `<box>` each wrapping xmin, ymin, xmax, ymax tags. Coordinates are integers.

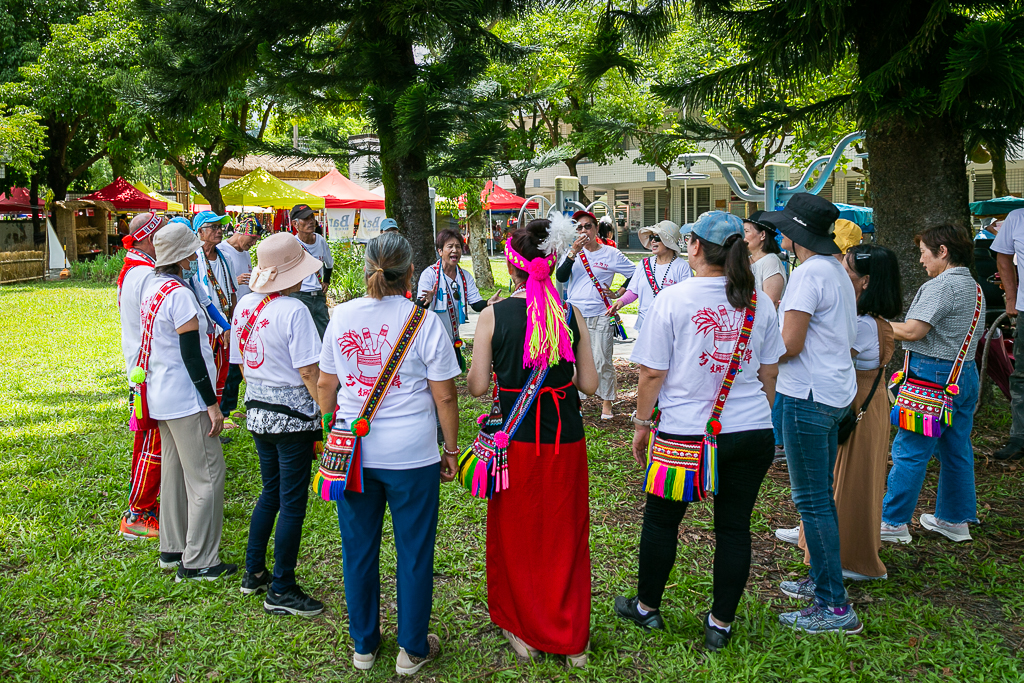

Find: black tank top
<box><xmin>490</xmin><ymin>297</ymin><xmax>584</xmax><ymax>444</ymax></box>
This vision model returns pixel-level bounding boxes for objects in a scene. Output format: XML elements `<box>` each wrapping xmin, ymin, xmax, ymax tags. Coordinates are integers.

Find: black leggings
<box><xmin>637</xmin><ymin>428</ymin><xmax>774</xmax><ymax>623</ymax></box>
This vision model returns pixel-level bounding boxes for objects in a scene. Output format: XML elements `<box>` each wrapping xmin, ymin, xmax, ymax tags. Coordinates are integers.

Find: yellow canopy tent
<box><xmin>219</xmin><ymin>168</ymin><xmax>326</xmax><ymax>210</ymax></box>
<box><xmin>132</xmin><ymin>181</ymin><xmax>184</xmax><ymax>212</ymax></box>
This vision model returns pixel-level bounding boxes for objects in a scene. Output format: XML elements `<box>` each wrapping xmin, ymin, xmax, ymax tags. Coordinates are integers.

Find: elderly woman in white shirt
<box><xmin>230</xmin><ymin>233</ymin><xmax>325</xmax><ymax>618</ymax></box>
<box><xmin>317</xmin><ymin>232</ymin><xmax>461</xmax><ymax>675</ymax></box>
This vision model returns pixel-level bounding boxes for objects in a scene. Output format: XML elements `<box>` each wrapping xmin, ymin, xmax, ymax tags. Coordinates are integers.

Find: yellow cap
<box><xmin>832</xmin><ymin>219</ymin><xmax>862</xmax><ymax>254</ymax></box>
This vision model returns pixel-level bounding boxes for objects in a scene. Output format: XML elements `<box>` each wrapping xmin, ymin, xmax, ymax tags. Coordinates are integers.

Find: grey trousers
<box><xmin>585</xmin><ymin>314</ymin><xmax>616</xmax><ymax>401</ymax></box>
<box><xmin>291</xmin><ymin>291</ymin><xmax>330</xmax><ymax>340</ymax></box>
<box><xmin>1011</xmin><ymin>314</ymin><xmax>1024</xmax><ymax>438</ymax></box>
<box><xmin>158</xmin><ymin>411</ymin><xmax>226</xmax><ymax>569</ymax></box>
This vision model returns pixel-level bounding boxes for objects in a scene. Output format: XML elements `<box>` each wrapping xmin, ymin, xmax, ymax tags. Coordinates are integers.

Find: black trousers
<box><xmin>637</xmin><ymin>428</ymin><xmax>773</xmax><ymax>623</ymax></box>
<box><xmin>290</xmin><ymin>290</ymin><xmax>330</xmax><ymax>340</ymax></box>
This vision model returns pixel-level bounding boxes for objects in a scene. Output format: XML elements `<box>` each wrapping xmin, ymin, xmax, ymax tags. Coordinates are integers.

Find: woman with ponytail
<box><xmin>317</xmin><ymin>232</ymin><xmax>462</xmax><ymax>674</ymax></box>
<box><xmin>615</xmin><ymin>212</ymin><xmax>783</xmax><ymax>652</ymax></box>
<box><xmin>467</xmin><ymin>216</ymin><xmax>599</xmax><ymax>666</ymax></box>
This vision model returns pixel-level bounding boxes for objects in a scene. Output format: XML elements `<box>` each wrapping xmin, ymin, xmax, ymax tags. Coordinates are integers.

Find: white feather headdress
<box><xmin>538</xmin><ymin>210</ymin><xmax>577</xmax><ymax>256</ymax></box>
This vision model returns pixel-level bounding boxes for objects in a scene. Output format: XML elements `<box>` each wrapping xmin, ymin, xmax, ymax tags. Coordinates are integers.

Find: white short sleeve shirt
<box><xmin>417</xmin><ymin>264</ymin><xmax>482</xmax><ymax>339</ymax></box>
<box><xmin>139</xmin><ymin>275</ymin><xmax>217</xmax><ymax>420</ymax></box>
<box><xmin>990</xmin><ymin>208</ymin><xmax>1024</xmax><ymax>303</ymax></box>
<box><xmin>119</xmin><ymin>264</ymin><xmax>153</xmax><ymax>378</ymax></box>
<box><xmin>630</xmin><ymin>277</ymin><xmax>785</xmax><ymax>435</ymax></box>
<box><xmin>296</xmin><ymin>234</ymin><xmax>333</xmax><ymax>293</ymax></box>
<box><xmin>220</xmin><ymin>242</ymin><xmax>253</xmax><ymax>300</ymax></box>
<box><xmin>625</xmin><ymin>256</ymin><xmax>691</xmax><ymax>331</ymax></box>
<box><xmin>319</xmin><ymin>295</ymin><xmax>461</xmax><ymax>469</ymax></box>
<box><xmin>777</xmin><ymin>255</ymin><xmax>858</xmax><ymax>408</ymax></box>
<box><xmin>230</xmin><ymin>293</ymin><xmax>322</xmax><ymax>387</ymax></box>
<box><xmin>560</xmin><ymin>244</ymin><xmax>636</xmax><ymax>318</ymax></box>
<box><xmin>853</xmin><ymin>315</ymin><xmax>881</xmax><ymax>371</ymax></box>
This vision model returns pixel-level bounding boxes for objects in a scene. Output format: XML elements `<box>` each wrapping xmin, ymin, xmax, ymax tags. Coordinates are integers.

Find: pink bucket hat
<box><xmin>250</xmin><ymin>233</ymin><xmax>324</xmax><ymax>293</ymax></box>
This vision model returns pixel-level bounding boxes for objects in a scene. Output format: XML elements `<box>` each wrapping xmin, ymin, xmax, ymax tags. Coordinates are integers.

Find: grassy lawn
<box><xmin>1</xmin><ymin>280</ymin><xmax>1022</xmax><ymax>682</ymax></box>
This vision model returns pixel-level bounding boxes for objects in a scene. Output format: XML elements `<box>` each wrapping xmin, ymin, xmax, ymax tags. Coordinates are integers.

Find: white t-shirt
<box><xmin>119</xmin><ymin>264</ymin><xmax>153</xmax><ymax>378</ymax></box>
<box><xmin>560</xmin><ymin>244</ymin><xmax>636</xmax><ymax>318</ymax></box>
<box><xmin>853</xmin><ymin>315</ymin><xmax>881</xmax><ymax>371</ymax></box>
<box><xmin>220</xmin><ymin>241</ymin><xmax>253</xmax><ymax>299</ymax></box>
<box><xmin>751</xmin><ymin>253</ymin><xmax>788</xmax><ymax>292</ymax></box>
<box><xmin>626</xmin><ymin>256</ymin><xmax>691</xmax><ymax>330</ymax></box>
<box><xmin>630</xmin><ymin>277</ymin><xmax>785</xmax><ymax>435</ymax></box>
<box><xmin>319</xmin><ymin>295</ymin><xmax>461</xmax><ymax>469</ymax></box>
<box><xmin>139</xmin><ymin>275</ymin><xmax>217</xmax><ymax>420</ymax></box>
<box><xmin>296</xmin><ymin>234</ymin><xmax>333</xmax><ymax>293</ymax></box>
<box><xmin>777</xmin><ymin>255</ymin><xmax>858</xmax><ymax>408</ymax></box>
<box><xmin>417</xmin><ymin>264</ymin><xmax>482</xmax><ymax>339</ymax></box>
<box><xmin>229</xmin><ymin>293</ymin><xmax>322</xmax><ymax>387</ymax></box>
<box><xmin>990</xmin><ymin>208</ymin><xmax>1024</xmax><ymax>303</ymax></box>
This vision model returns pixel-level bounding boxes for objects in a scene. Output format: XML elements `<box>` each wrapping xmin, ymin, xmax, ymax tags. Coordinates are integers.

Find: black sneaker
<box><xmin>994</xmin><ymin>437</ymin><xmax>1024</xmax><ymax>461</ymax></box>
<box><xmin>240</xmin><ymin>570</ymin><xmax>272</xmax><ymax>595</ymax></box>
<box><xmin>174</xmin><ymin>562</ymin><xmax>238</xmax><ymax>582</ymax></box>
<box><xmin>613</xmin><ymin>595</ymin><xmax>665</xmax><ymax>630</ymax></box>
<box><xmin>219</xmin><ymin>435</ymin><xmax>233</xmax><ymax>445</ymax></box>
<box><xmin>703</xmin><ymin>611</ymin><xmax>732</xmax><ymax>652</ymax></box>
<box><xmin>264</xmin><ymin>585</ymin><xmax>324</xmax><ymax>617</ymax></box>
<box><xmin>158</xmin><ymin>552</ymin><xmax>182</xmax><ymax>570</ymax></box>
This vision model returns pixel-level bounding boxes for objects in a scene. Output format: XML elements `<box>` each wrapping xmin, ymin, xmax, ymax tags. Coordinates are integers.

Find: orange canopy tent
<box><xmin>304</xmin><ymin>169</ymin><xmax>386</xmax><ymax>210</ymax></box>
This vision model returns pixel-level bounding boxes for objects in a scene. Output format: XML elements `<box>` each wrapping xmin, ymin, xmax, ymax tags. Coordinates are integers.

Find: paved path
<box><xmin>460</xmin><ymin>307</ymin><xmax>639</xmax><ymax>360</ymax></box>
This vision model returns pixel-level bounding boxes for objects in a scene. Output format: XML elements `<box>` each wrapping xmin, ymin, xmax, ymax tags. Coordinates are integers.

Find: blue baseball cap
<box><xmin>192</xmin><ymin>211</ymin><xmax>230</xmax><ymax>232</ymax></box>
<box><xmin>380</xmin><ymin>217</ymin><xmax>398</xmax><ymax>232</ymax></box>
<box><xmin>167</xmin><ymin>217</ymin><xmax>192</xmax><ymax>228</ymax></box>
<box><xmin>688</xmin><ymin>211</ymin><xmax>744</xmax><ymax>246</ymax></box>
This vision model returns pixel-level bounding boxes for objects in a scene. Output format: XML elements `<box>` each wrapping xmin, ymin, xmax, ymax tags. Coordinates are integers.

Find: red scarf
<box><xmin>117</xmin><ymin>249</ymin><xmax>156</xmax><ymax>306</ymax></box>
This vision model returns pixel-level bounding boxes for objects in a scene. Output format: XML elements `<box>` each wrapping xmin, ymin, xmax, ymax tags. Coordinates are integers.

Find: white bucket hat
<box><xmin>250</xmin><ymin>233</ymin><xmax>324</xmax><ymax>293</ymax></box>
<box><xmin>638</xmin><ymin>220</ymin><xmax>682</xmax><ymax>253</ymax></box>
<box><xmin>154</xmin><ymin>222</ymin><xmax>202</xmax><ymax>267</ymax></box>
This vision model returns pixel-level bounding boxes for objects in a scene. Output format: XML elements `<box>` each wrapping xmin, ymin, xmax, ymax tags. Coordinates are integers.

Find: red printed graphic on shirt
<box><xmin>692</xmin><ymin>305</ymin><xmax>751</xmax><ymax>368</ymax></box>
<box><xmin>234</xmin><ymin>310</ymin><xmax>270</xmax><ymax>369</ymax></box>
<box><xmin>339</xmin><ymin>325</ymin><xmax>403</xmax><ymax>396</ymax></box>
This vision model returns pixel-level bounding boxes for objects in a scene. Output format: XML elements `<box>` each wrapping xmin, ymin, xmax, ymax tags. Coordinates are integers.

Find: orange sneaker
<box><xmin>120</xmin><ymin>513</ymin><xmax>159</xmax><ymax>540</ymax></box>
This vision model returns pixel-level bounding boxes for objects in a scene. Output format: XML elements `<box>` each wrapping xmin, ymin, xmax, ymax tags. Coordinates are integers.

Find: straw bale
<box><xmin>0</xmin><ymin>250</ymin><xmax>44</xmax><ymax>283</ymax></box>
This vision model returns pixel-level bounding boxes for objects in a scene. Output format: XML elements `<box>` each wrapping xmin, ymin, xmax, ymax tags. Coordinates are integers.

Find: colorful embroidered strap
<box><xmin>349</xmin><ymin>305</ymin><xmax>427</xmax><ymax>432</ymax></box>
<box><xmin>434</xmin><ymin>261</ymin><xmax>469</xmax><ymax>343</ymax></box>
<box><xmin>705</xmin><ymin>290</ymin><xmax>757</xmax><ymax>436</ymax></box>
<box><xmin>135</xmin><ymin>279</ymin><xmax>183</xmax><ymax>374</ymax></box>
<box><xmin>116</xmin><ymin>249</ymin><xmax>155</xmax><ymax>306</ymax></box>
<box><xmin>237</xmin><ymin>293</ymin><xmax>283</xmax><ymax>357</ymax></box>
<box><xmin>642</xmin><ymin>256</ymin><xmax>674</xmax><ymax>296</ymax></box>
<box><xmin>578</xmin><ymin>250</ymin><xmax>627</xmax><ymax>338</ymax></box>
<box><xmin>201</xmin><ymin>250</ymin><xmax>233</xmax><ymax>314</ymax></box>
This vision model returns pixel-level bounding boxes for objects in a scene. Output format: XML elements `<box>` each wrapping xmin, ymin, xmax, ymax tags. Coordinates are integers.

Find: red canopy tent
<box><xmin>0</xmin><ymin>187</ymin><xmax>45</xmax><ymax>212</ymax></box>
<box><xmin>80</xmin><ymin>177</ymin><xmax>168</xmax><ymax>211</ymax></box>
<box><xmin>481</xmin><ymin>181</ymin><xmax>538</xmax><ymax>211</ymax></box>
<box><xmin>304</xmin><ymin>169</ymin><xmax>386</xmax><ymax>209</ymax></box>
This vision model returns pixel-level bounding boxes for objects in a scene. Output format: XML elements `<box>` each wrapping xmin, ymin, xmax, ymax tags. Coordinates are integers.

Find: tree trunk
<box><xmin>379</xmin><ymin>132</ymin><xmax>435</xmax><ymax>277</ymax></box>
<box><xmin>468</xmin><ymin>209</ymin><xmax>494</xmax><ymax>288</ymax></box>
<box><xmin>512</xmin><ymin>175</ymin><xmax>527</xmax><ymax>199</ymax></box>
<box><xmin>110</xmin><ymin>153</ymin><xmax>131</xmax><ymax>182</ymax></box>
<box><xmin>991</xmin><ymin>143</ymin><xmax>1009</xmax><ymax>199</ymax></box>
<box><xmin>29</xmin><ymin>171</ymin><xmax>41</xmax><ymax>235</ymax></box>
<box><xmin>868</xmin><ymin>115</ymin><xmax>970</xmax><ymax>313</ymax></box>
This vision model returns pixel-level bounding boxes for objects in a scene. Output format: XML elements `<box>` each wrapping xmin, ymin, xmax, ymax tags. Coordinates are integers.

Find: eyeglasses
<box><xmin>576</xmin><ymin>222</ymin><xmax>596</xmax><ymax>231</ymax></box>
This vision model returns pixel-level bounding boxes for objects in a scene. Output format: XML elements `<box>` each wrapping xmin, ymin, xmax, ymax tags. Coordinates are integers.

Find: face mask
<box><xmin>181</xmin><ymin>259</ymin><xmax>198</xmax><ymax>280</ymax></box>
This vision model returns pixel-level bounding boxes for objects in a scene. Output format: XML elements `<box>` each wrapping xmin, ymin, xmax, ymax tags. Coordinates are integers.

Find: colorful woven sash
<box><xmin>642</xmin><ymin>256</ymin><xmax>675</xmax><ymax>296</ymax></box>
<box><xmin>578</xmin><ymin>250</ymin><xmax>627</xmax><ymax>339</ymax></box>
<box><xmin>129</xmin><ymin>279</ymin><xmax>182</xmax><ymax>432</ymax></box>
<box><xmin>645</xmin><ymin>291</ymin><xmax>756</xmax><ymax>501</ymax></box>
<box><xmin>434</xmin><ymin>260</ymin><xmax>469</xmax><ymax>370</ymax></box>
<box><xmin>236</xmin><ymin>293</ymin><xmax>282</xmax><ymax>357</ymax></box>
<box><xmin>201</xmin><ymin>249</ymin><xmax>233</xmax><ymax>315</ymax></box>
<box><xmin>457</xmin><ymin>304</ymin><xmax>572</xmax><ymax>499</ymax></box>
<box><xmin>314</xmin><ymin>304</ymin><xmax>427</xmax><ymax>501</ymax></box>
<box><xmin>890</xmin><ymin>283</ymin><xmax>982</xmax><ymax>437</ymax></box>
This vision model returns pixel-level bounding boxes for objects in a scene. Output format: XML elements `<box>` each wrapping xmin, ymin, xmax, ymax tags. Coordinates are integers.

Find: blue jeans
<box><xmin>780</xmin><ymin>392</ymin><xmax>848</xmax><ymax>607</ymax></box>
<box><xmin>772</xmin><ymin>392</ymin><xmax>784</xmax><ymax>447</ymax></box>
<box><xmin>336</xmin><ymin>464</ymin><xmax>440</xmax><ymax>658</ymax></box>
<box><xmin>883</xmin><ymin>355</ymin><xmax>979</xmax><ymax>526</ymax></box>
<box><xmin>246</xmin><ymin>437</ymin><xmax>315</xmax><ymax>594</ymax></box>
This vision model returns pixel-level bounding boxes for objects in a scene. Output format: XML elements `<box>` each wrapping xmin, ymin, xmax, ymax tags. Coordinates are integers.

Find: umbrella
<box><xmin>832</xmin><ymin>202</ymin><xmax>874</xmax><ymax>233</ymax></box>
<box><xmin>970</xmin><ymin>196</ymin><xmax>1024</xmax><ymax>217</ymax></box>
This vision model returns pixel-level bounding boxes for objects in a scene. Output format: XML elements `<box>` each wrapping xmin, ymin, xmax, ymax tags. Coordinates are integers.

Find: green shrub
<box><xmin>328</xmin><ymin>239</ymin><xmax>366</xmax><ymax>303</ymax></box>
<box><xmin>70</xmin><ymin>253</ymin><xmax>125</xmax><ymax>283</ymax></box>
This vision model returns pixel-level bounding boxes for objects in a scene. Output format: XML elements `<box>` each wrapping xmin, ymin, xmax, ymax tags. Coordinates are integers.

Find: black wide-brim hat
<box><xmin>745</xmin><ymin>210</ymin><xmax>777</xmax><ymax>234</ymax></box>
<box><xmin>760</xmin><ymin>193</ymin><xmax>842</xmax><ymax>255</ymax></box>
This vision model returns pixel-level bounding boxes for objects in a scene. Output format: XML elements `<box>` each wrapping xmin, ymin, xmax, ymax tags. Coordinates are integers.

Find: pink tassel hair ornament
<box><xmin>505</xmin><ymin>237</ymin><xmax>576</xmax><ymax>369</ymax></box>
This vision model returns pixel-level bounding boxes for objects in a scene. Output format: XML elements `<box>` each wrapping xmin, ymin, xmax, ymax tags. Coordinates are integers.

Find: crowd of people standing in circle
<box><xmin>113</xmin><ymin>192</ymin><xmax>992</xmax><ymax>673</ymax></box>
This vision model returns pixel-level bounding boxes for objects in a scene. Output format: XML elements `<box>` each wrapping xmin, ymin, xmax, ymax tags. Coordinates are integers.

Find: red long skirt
<box><xmin>486</xmin><ymin>438</ymin><xmax>591</xmax><ymax>655</ymax></box>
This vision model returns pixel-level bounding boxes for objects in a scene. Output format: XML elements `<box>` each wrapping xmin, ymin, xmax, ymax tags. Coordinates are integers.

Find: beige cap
<box><xmin>639</xmin><ymin>220</ymin><xmax>682</xmax><ymax>253</ymax></box>
<box><xmin>154</xmin><ymin>222</ymin><xmax>201</xmax><ymax>266</ymax></box>
<box><xmin>250</xmin><ymin>233</ymin><xmax>324</xmax><ymax>293</ymax></box>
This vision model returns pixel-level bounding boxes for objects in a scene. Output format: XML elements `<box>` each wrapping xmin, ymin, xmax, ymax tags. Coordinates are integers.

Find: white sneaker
<box><xmin>920</xmin><ymin>513</ymin><xmax>972</xmax><ymax>542</ymax></box>
<box><xmin>396</xmin><ymin>634</ymin><xmax>440</xmax><ymax>675</ymax></box>
<box><xmin>353</xmin><ymin>645</ymin><xmax>378</xmax><ymax>671</ymax></box>
<box><xmin>842</xmin><ymin>568</ymin><xmax>887</xmax><ymax>581</ymax></box>
<box><xmin>775</xmin><ymin>526</ymin><xmax>800</xmax><ymax>545</ymax></box>
<box><xmin>880</xmin><ymin>522</ymin><xmax>912</xmax><ymax>544</ymax></box>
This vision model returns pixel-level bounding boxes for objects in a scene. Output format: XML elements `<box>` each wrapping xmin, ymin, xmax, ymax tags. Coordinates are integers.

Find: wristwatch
<box><xmin>630</xmin><ymin>411</ymin><xmax>653</xmax><ymax>428</ymax></box>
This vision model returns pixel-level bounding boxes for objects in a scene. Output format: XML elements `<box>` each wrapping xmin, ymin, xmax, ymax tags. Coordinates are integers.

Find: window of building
<box><xmin>846</xmin><ymin>179</ymin><xmax>864</xmax><ymax>205</ymax></box>
<box><xmin>973</xmin><ymin>173</ymin><xmax>993</xmax><ymax>201</ymax></box>
<box><xmin>681</xmin><ymin>186</ymin><xmax>711</xmax><ymax>223</ymax></box>
<box><xmin>643</xmin><ymin>189</ymin><xmax>657</xmax><ymax>226</ymax></box>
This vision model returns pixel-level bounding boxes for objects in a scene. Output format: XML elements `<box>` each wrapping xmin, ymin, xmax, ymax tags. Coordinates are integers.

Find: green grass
<box><xmin>1</xmin><ymin>281</ymin><xmax>1022</xmax><ymax>682</ymax></box>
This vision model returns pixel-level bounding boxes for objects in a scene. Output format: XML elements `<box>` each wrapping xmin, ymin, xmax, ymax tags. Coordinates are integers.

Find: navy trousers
<box><xmin>336</xmin><ymin>463</ymin><xmax>440</xmax><ymax>658</ymax></box>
